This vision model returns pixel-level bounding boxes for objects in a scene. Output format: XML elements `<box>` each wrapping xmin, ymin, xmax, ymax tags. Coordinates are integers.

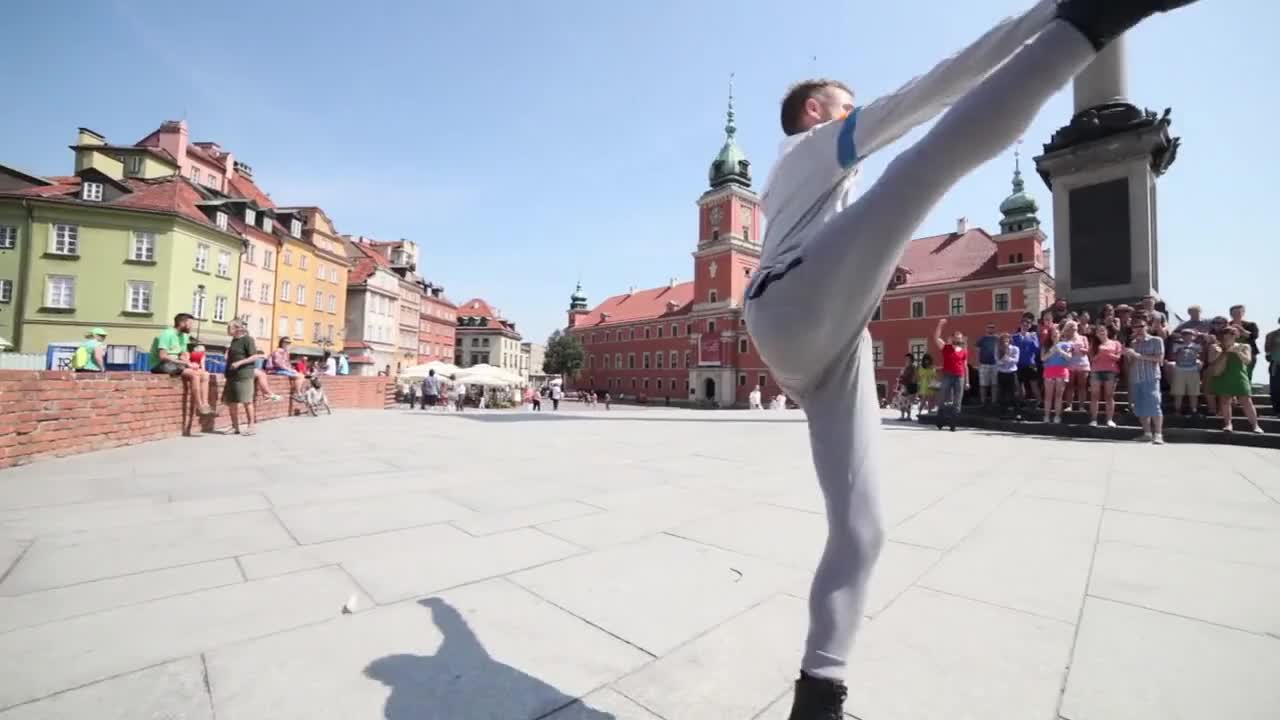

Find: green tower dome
<box><xmin>569</xmin><ymin>282</ymin><xmax>587</xmax><ymax>312</ymax></box>
<box><xmin>999</xmin><ymin>151</ymin><xmax>1040</xmax><ymax>233</ymax></box>
<box><xmin>709</xmin><ymin>77</ymin><xmax>751</xmax><ymax>189</ymax></box>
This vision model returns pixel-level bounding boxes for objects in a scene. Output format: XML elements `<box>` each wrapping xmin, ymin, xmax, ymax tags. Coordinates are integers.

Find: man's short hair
<box><xmin>173</xmin><ymin>313</ymin><xmax>194</xmax><ymax>325</ymax></box>
<box><xmin>780</xmin><ymin>79</ymin><xmax>853</xmax><ymax>136</ymax></box>
<box><xmin>1229</xmin><ymin>304</ymin><xmax>1244</xmax><ymax>312</ymax></box>
<box><xmin>1187</xmin><ymin>304</ymin><xmax>1201</xmax><ymax>312</ymax></box>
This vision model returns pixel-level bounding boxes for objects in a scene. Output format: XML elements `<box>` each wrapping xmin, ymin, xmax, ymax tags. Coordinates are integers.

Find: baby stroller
<box><xmin>304</xmin><ymin>375</ymin><xmax>332</xmax><ymax>416</ymax></box>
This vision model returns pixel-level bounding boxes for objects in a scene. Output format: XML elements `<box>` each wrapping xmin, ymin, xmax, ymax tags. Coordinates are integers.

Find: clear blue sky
<box><xmin>6</xmin><ymin>0</ymin><xmax>1274</xmax><ymax>376</ymax></box>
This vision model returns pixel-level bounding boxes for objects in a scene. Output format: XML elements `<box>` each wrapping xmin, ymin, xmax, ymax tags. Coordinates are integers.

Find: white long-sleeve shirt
<box><xmin>754</xmin><ymin>0</ymin><xmax>1059</xmax><ymax>278</ymax></box>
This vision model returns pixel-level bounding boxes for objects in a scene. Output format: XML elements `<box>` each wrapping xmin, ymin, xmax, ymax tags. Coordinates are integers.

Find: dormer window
<box><xmin>245</xmin><ymin>208</ymin><xmax>256</xmax><ymax>226</ymax></box>
<box><xmin>290</xmin><ymin>219</ymin><xmax>302</xmax><ymax>237</ymax></box>
<box><xmin>126</xmin><ymin>156</ymin><xmax>143</xmax><ymax>175</ymax></box>
<box><xmin>81</xmin><ymin>182</ymin><xmax>103</xmax><ymax>202</ymax></box>
<box><xmin>216</xmin><ymin>212</ymin><xmax>228</xmax><ymax>231</ymax></box>
<box><xmin>894</xmin><ymin>271</ymin><xmax>906</xmax><ymax>285</ymax></box>
<box><xmin>191</xmin><ymin>168</ymin><xmax>201</xmax><ymax>184</ymax></box>
<box><xmin>263</xmin><ymin>217</ymin><xmax>273</xmax><ymax>233</ymax></box>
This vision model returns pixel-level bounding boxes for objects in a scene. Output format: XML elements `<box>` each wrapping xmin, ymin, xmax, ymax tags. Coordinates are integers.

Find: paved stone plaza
<box><xmin>1</xmin><ymin>407</ymin><xmax>1278</xmax><ymax>719</ymax></box>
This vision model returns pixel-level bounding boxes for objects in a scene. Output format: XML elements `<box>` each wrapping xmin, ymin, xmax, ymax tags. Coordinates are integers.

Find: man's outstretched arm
<box><xmin>844</xmin><ymin>0</ymin><xmax>1060</xmax><ymax>164</ymax></box>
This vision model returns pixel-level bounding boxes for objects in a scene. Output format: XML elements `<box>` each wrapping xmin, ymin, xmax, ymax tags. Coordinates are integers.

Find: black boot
<box><xmin>1055</xmin><ymin>0</ymin><xmax>1200</xmax><ymax>50</ymax></box>
<box><xmin>786</xmin><ymin>671</ymin><xmax>847</xmax><ymax>720</ymax></box>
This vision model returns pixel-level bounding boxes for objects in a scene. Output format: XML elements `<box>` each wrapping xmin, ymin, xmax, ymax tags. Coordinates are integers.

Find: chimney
<box><xmin>233</xmin><ymin>160</ymin><xmax>254</xmax><ymax>179</ymax></box>
<box><xmin>956</xmin><ymin>217</ymin><xmax>969</xmax><ymax>234</ymax></box>
<box><xmin>76</xmin><ymin>127</ymin><xmax>106</xmax><ymax>147</ymax></box>
<box><xmin>668</xmin><ymin>277</ymin><xmax>676</xmax><ymax>288</ymax></box>
<box><xmin>156</xmin><ymin>120</ymin><xmax>189</xmax><ymax>167</ymax></box>
<box><xmin>628</xmin><ymin>286</ymin><xmax>635</xmax><ymax>295</ymax></box>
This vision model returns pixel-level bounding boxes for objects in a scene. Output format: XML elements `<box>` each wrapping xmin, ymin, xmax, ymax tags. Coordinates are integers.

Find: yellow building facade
<box><xmin>269</xmin><ymin>207</ymin><xmax>347</xmax><ymax>356</ymax></box>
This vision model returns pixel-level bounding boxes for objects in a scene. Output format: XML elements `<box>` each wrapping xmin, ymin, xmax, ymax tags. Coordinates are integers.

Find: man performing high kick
<box><xmin>742</xmin><ymin>1</ymin><xmax>1200</xmax><ymax>717</ymax></box>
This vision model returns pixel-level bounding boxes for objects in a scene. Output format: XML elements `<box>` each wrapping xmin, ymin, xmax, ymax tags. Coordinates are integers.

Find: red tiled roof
<box><xmin>457</xmin><ymin>297</ymin><xmax>501</xmax><ymax>321</ymax></box>
<box><xmin>185</xmin><ymin>143</ymin><xmax>224</xmax><ymax>168</ymax></box>
<box><xmin>573</xmin><ymin>282</ymin><xmax>695</xmax><ymax>328</ymax></box>
<box><xmin>227</xmin><ymin>173</ymin><xmax>275</xmax><ymax>209</ymax></box>
<box><xmin>895</xmin><ymin>229</ymin><xmax>1038</xmax><ymax>288</ymax></box>
<box><xmin>345</xmin><ymin>241</ymin><xmax>393</xmax><ymax>286</ymax></box>
<box><xmin>1</xmin><ymin>174</ymin><xmax>226</xmax><ymax>233</ymax></box>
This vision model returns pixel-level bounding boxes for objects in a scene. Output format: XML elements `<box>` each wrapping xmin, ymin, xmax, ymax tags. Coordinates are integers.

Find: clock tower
<box><xmin>694</xmin><ymin>79</ymin><xmax>761</xmax><ymax>311</ymax></box>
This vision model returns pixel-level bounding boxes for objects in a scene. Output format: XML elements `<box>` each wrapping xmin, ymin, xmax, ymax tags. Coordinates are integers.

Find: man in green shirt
<box><xmin>150</xmin><ymin>313</ymin><xmax>213</xmax><ymax>416</ymax></box>
<box><xmin>75</xmin><ymin>327</ymin><xmax>108</xmax><ymax>372</ymax></box>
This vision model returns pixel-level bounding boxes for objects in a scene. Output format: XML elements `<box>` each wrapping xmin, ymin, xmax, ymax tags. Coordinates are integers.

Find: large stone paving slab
<box><xmin>0</xmin><ymin>566</ymin><xmax>368</xmax><ymax>710</ymax></box>
<box><xmin>240</xmin><ymin>523</ymin><xmax>581</xmax><ymax>603</ymax></box>
<box><xmin>0</xmin><ymin>510</ymin><xmax>295</xmax><ymax>594</ymax></box>
<box><xmin>205</xmin><ymin>579</ymin><xmax>650</xmax><ymax>720</ymax></box>
<box><xmin>844</xmin><ymin>587</ymin><xmax>1076</xmax><ymax>720</ymax></box>
<box><xmin>1061</xmin><ymin>597</ymin><xmax>1280</xmax><ymax>720</ymax></box>
<box><xmin>0</xmin><ymin>407</ymin><xmax>1276</xmax><ymax>718</ymax></box>
<box><xmin>511</xmin><ymin>533</ymin><xmax>797</xmax><ymax>655</ymax></box>
<box><xmin>918</xmin><ymin>495</ymin><xmax>1101</xmax><ymax>621</ymax></box>
<box><xmin>0</xmin><ymin>657</ymin><xmax>212</xmax><ymax>720</ymax></box>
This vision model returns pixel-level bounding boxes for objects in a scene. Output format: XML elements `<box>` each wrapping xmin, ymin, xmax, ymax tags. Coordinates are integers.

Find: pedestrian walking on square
<box><xmin>421</xmin><ymin>369</ymin><xmax>441</xmax><ymax>411</ymax></box>
<box><xmin>741</xmin><ymin>2</ymin><xmax>1202</xmax><ymax>714</ymax></box>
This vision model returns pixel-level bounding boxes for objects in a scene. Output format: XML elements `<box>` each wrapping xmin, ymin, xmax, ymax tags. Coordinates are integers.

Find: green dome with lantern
<box><xmin>709</xmin><ymin>77</ymin><xmax>751</xmax><ymax>189</ymax></box>
<box><xmin>999</xmin><ymin>150</ymin><xmax>1040</xmax><ymax>233</ymax></box>
<box><xmin>569</xmin><ymin>282</ymin><xmax>587</xmax><ymax>312</ymax></box>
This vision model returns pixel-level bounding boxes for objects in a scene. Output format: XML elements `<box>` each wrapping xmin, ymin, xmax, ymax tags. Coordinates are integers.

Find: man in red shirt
<box><xmin>933</xmin><ymin>319</ymin><xmax>969</xmax><ymax>429</ymax></box>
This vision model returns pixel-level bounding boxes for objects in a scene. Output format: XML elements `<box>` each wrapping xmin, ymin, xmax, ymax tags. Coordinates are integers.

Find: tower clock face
<box><xmin>709</xmin><ymin>206</ymin><xmax>723</xmax><ymax>227</ymax></box>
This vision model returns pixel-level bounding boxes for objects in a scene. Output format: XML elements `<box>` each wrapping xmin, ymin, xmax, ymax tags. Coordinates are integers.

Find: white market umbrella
<box><xmin>455</xmin><ymin>371</ymin><xmax>517</xmax><ymax>387</ymax></box>
<box><xmin>400</xmin><ymin>361</ymin><xmax>459</xmax><ymax>379</ymax></box>
<box><xmin>455</xmin><ymin>364</ymin><xmax>522</xmax><ymax>385</ymax></box>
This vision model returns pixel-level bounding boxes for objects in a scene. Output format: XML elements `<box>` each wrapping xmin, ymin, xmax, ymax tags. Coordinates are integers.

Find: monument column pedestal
<box><xmin>1033</xmin><ymin>36</ymin><xmax>1181</xmax><ymax>308</ymax></box>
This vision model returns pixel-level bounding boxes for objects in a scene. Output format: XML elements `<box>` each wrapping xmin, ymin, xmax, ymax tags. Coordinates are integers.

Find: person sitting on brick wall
<box><xmin>149</xmin><ymin>313</ymin><xmax>214</xmax><ymax>416</ymax></box>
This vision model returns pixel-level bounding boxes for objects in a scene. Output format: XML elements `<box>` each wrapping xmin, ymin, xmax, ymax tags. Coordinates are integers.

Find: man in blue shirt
<box><xmin>1012</xmin><ymin>313</ymin><xmax>1041</xmax><ymax>411</ymax></box>
<box><xmin>976</xmin><ymin>323</ymin><xmax>1000</xmax><ymax>406</ymax></box>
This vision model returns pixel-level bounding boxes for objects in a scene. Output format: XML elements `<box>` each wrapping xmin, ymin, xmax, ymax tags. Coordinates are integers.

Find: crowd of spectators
<box><xmin>895</xmin><ymin>297</ymin><xmax>1273</xmax><ymax>443</ymax></box>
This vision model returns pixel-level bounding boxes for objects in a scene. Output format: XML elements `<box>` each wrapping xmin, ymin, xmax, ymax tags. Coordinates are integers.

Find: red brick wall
<box><xmin>0</xmin><ymin>371</ymin><xmax>395</xmax><ymax>469</ymax></box>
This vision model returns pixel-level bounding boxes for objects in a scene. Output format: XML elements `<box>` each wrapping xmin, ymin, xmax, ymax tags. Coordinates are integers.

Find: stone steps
<box><xmin>916</xmin><ymin>408</ymin><xmax>1280</xmax><ymax>449</ymax></box>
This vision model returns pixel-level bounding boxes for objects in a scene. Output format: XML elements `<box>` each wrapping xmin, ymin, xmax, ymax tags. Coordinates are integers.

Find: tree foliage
<box><xmin>542</xmin><ymin>329</ymin><xmax>585</xmax><ymax>376</ymax></box>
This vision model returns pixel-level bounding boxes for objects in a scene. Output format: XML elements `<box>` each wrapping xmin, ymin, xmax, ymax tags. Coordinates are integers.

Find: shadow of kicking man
<box><xmin>364</xmin><ymin>597</ymin><xmax>617</xmax><ymax>720</ymax></box>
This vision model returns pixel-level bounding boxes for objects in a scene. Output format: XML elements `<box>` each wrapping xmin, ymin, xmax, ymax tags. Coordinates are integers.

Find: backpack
<box><xmin>71</xmin><ymin>344</ymin><xmax>91</xmax><ymax>370</ymax></box>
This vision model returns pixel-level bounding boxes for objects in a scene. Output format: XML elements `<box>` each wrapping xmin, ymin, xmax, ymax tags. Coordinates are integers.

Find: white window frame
<box><xmin>317</xmin><ymin>262</ymin><xmax>325</xmax><ymax>280</ymax></box>
<box><xmin>281</xmin><ymin>280</ymin><xmax>291</xmax><ymax>302</ymax></box>
<box><xmin>191</xmin><ymin>168</ymin><xmax>201</xmax><ymax>183</ymax></box>
<box><xmin>215</xmin><ymin>212</ymin><xmax>228</xmax><ymax>231</ymax></box>
<box><xmin>126</xmin><ymin>156</ymin><xmax>143</xmax><ymax>174</ymax></box>
<box><xmin>258</xmin><ymin>317</ymin><xmax>266</xmax><ymax>337</ymax></box>
<box><xmin>263</xmin><ymin>217</ymin><xmax>273</xmax><ymax>233</ymax></box>
<box><xmin>245</xmin><ymin>243</ymin><xmax>256</xmax><ymax>265</ymax></box>
<box><xmin>283</xmin><ymin>250</ymin><xmax>292</xmax><ymax>266</ymax></box>
<box><xmin>315</xmin><ymin>290</ymin><xmax>323</xmax><ymax>309</ymax></box>
<box><xmin>296</xmin><ymin>283</ymin><xmax>307</xmax><ymax>306</ymax></box>
<box><xmin>81</xmin><ymin>182</ymin><xmax>103</xmax><ymax>201</ymax></box>
<box><xmin>130</xmin><ymin>231</ymin><xmax>156</xmax><ymax>262</ymax></box>
<box><xmin>872</xmin><ymin>341</ymin><xmax>884</xmax><ymax>368</ymax></box>
<box><xmin>643</xmin><ymin>352</ymin><xmax>651</xmax><ymax>369</ymax></box>
<box><xmin>909</xmin><ymin>338</ymin><xmax>928</xmax><ymax>364</ymax></box>
<box><xmin>949</xmin><ymin>293</ymin><xmax>965</xmax><ymax>316</ymax></box>
<box><xmin>294</xmin><ymin>318</ymin><xmax>303</xmax><ymax>338</ymax></box>
<box><xmin>259</xmin><ymin>282</ymin><xmax>271</xmax><ymax>303</ymax></box>
<box><xmin>910</xmin><ymin>296</ymin><xmax>926</xmax><ymax>319</ymax></box>
<box><xmin>245</xmin><ymin>208</ymin><xmax>256</xmax><ymax>226</ymax></box>
<box><xmin>313</xmin><ymin>321</ymin><xmax>321</xmax><ymax>341</ymax></box>
<box><xmin>126</xmin><ymin>280</ymin><xmax>153</xmax><ymax>313</ymax></box>
<box><xmin>45</xmin><ymin>275</ymin><xmax>75</xmax><ymax>308</ymax></box>
<box><xmin>279</xmin><ymin>316</ymin><xmax>288</xmax><ymax>336</ymax></box>
<box><xmin>656</xmin><ymin>352</ymin><xmax>664</xmax><ymax>369</ymax></box>
<box><xmin>51</xmin><ymin>224</ymin><xmax>79</xmax><ymax>255</ymax></box>
<box><xmin>993</xmin><ymin>288</ymin><xmax>1012</xmax><ymax>313</ymax></box>
<box><xmin>241</xmin><ymin>278</ymin><xmax>254</xmax><ymax>299</ymax></box>
<box><xmin>0</xmin><ymin>225</ymin><xmax>16</xmax><ymax>249</ymax></box>
<box><xmin>195</xmin><ymin>244</ymin><xmax>209</xmax><ymax>272</ymax></box>
<box><xmin>217</xmin><ymin>250</ymin><xmax>231</xmax><ymax>277</ymax></box>
<box><xmin>0</xmin><ymin>279</ymin><xmax>13</xmax><ymax>303</ymax></box>
<box><xmin>670</xmin><ymin>350</ymin><xmax>679</xmax><ymax>368</ymax></box>
<box><xmin>263</xmin><ymin>249</ymin><xmax>275</xmax><ymax>269</ymax></box>
<box><xmin>327</xmin><ymin>294</ymin><xmax>336</xmax><ymax>312</ymax></box>
<box><xmin>299</xmin><ymin>254</ymin><xmax>308</xmax><ymax>270</ymax></box>
<box><xmin>192</xmin><ymin>292</ymin><xmax>206</xmax><ymax>319</ymax></box>
<box><xmin>290</xmin><ymin>219</ymin><xmax>302</xmax><ymax>237</ymax></box>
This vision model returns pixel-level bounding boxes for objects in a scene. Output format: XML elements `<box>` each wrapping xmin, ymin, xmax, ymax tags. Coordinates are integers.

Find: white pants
<box><xmin>745</xmin><ymin>21</ymin><xmax>1095</xmax><ymax>680</ymax></box>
